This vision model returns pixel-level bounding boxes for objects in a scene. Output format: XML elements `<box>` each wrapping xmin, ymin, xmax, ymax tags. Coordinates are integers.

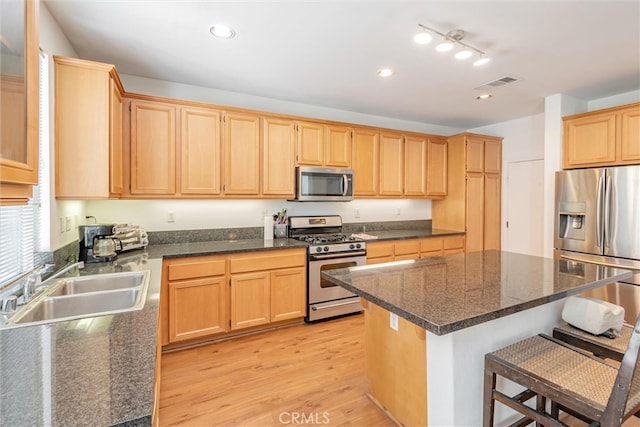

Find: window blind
<box><xmin>0</xmin><ymin>51</ymin><xmax>49</xmax><ymax>286</ymax></box>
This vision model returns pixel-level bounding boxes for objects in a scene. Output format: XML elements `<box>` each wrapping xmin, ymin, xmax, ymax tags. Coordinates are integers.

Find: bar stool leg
<box><xmin>536</xmin><ymin>395</ymin><xmax>546</xmax><ymax>427</ymax></box>
<box><xmin>483</xmin><ymin>365</ymin><xmax>497</xmax><ymax>427</ymax></box>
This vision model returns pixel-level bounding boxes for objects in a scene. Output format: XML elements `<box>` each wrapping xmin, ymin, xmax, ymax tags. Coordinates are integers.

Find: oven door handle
<box><xmin>309</xmin><ymin>250</ymin><xmax>367</xmax><ymax>260</ymax></box>
<box><xmin>311</xmin><ymin>299</ymin><xmax>360</xmax><ymax>311</ymax></box>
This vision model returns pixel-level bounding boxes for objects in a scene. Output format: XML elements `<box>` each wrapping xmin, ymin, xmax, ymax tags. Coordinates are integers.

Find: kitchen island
<box><xmin>321</xmin><ymin>250</ymin><xmax>633</xmax><ymax>426</ymax></box>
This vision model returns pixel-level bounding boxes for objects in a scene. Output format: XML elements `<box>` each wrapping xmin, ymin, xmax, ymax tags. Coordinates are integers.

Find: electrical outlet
<box><xmin>65</xmin><ymin>216</ymin><xmax>71</xmax><ymax>231</ymax></box>
<box><xmin>167</xmin><ymin>211</ymin><xmax>175</xmax><ymax>223</ymax></box>
<box><xmin>354</xmin><ymin>208</ymin><xmax>360</xmax><ymax>218</ymax></box>
<box><xmin>261</xmin><ymin>209</ymin><xmax>269</xmax><ymax>218</ymax></box>
<box><xmin>59</xmin><ymin>217</ymin><xmax>65</xmax><ymax>234</ymax></box>
<box><xmin>390</xmin><ymin>312</ymin><xmax>399</xmax><ymax>331</ymax></box>
<box><xmin>396</xmin><ymin>207</ymin><xmax>401</xmax><ymax>216</ymax></box>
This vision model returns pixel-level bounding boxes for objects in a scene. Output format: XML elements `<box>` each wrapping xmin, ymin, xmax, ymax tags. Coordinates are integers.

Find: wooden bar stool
<box><xmin>483</xmin><ymin>313</ymin><xmax>640</xmax><ymax>426</ymax></box>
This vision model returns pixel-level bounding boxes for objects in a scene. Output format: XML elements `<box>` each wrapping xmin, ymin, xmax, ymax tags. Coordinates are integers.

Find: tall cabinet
<box><xmin>432</xmin><ymin>133</ymin><xmax>502</xmax><ymax>252</ymax></box>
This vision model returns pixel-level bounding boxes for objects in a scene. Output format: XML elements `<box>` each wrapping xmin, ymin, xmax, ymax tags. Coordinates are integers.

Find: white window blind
<box><xmin>0</xmin><ymin>51</ymin><xmax>49</xmax><ymax>285</ymax></box>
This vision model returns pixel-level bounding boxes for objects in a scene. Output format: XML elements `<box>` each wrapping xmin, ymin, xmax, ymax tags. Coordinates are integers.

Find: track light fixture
<box><xmin>415</xmin><ymin>24</ymin><xmax>490</xmax><ymax>66</ymax></box>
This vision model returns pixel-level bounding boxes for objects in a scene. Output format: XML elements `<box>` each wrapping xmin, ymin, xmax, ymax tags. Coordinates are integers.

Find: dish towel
<box><xmin>561</xmin><ymin>296</ymin><xmax>625</xmax><ymax>335</ymax></box>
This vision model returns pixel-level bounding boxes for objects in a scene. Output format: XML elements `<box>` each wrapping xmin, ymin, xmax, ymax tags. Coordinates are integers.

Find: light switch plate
<box><xmin>390</xmin><ymin>312</ymin><xmax>399</xmax><ymax>331</ymax></box>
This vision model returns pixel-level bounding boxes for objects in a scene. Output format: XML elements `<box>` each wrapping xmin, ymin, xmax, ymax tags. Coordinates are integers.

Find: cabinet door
<box><xmin>181</xmin><ymin>107</ymin><xmax>222</xmax><ymax>195</ymax></box>
<box><xmin>168</xmin><ymin>276</ymin><xmax>228</xmax><ymax>343</ymax></box>
<box><xmin>620</xmin><ymin>106</ymin><xmax>640</xmax><ymax>162</ymax></box>
<box><xmin>325</xmin><ymin>125</ymin><xmax>352</xmax><ymax>167</ymax></box>
<box><xmin>466</xmin><ymin>137</ymin><xmax>485</xmax><ymax>173</ymax></box>
<box><xmin>367</xmin><ymin>241</ymin><xmax>395</xmax><ymax>264</ymax></box>
<box><xmin>484</xmin><ymin>138</ymin><xmax>502</xmax><ymax>174</ymax></box>
<box><xmin>443</xmin><ymin>235</ymin><xmax>466</xmax><ymax>255</ymax></box>
<box><xmin>426</xmin><ymin>136</ymin><xmax>447</xmax><ymax>197</ymax></box>
<box><xmin>465</xmin><ymin>172</ymin><xmax>485</xmax><ymax>252</ymax></box>
<box><xmin>109</xmin><ymin>78</ymin><xmax>124</xmax><ymax>195</ymax></box>
<box><xmin>224</xmin><ymin>112</ymin><xmax>260</xmax><ymax>195</ymax></box>
<box><xmin>230</xmin><ymin>271</ymin><xmax>270</xmax><ymax>330</ymax></box>
<box><xmin>563</xmin><ymin>112</ymin><xmax>616</xmax><ymax>168</ymax></box>
<box><xmin>420</xmin><ymin>237</ymin><xmax>443</xmax><ymax>258</ymax></box>
<box><xmin>263</xmin><ymin>117</ymin><xmax>295</xmax><ymax>196</ymax></box>
<box><xmin>130</xmin><ymin>100</ymin><xmax>176</xmax><ymax>194</ymax></box>
<box><xmin>270</xmin><ymin>267</ymin><xmax>306</xmax><ymax>322</ymax></box>
<box><xmin>404</xmin><ymin>135</ymin><xmax>427</xmax><ymax>196</ymax></box>
<box><xmin>379</xmin><ymin>132</ymin><xmax>403</xmax><ymax>196</ymax></box>
<box><xmin>484</xmin><ymin>173</ymin><xmax>501</xmax><ymax>251</ymax></box>
<box><xmin>352</xmin><ymin>127</ymin><xmax>379</xmax><ymax>196</ymax></box>
<box><xmin>296</xmin><ymin>121</ymin><xmax>324</xmax><ymax>166</ymax></box>
<box><xmin>394</xmin><ymin>239</ymin><xmax>420</xmax><ymax>260</ymax></box>
<box><xmin>55</xmin><ymin>57</ymin><xmax>111</xmax><ymax>198</ymax></box>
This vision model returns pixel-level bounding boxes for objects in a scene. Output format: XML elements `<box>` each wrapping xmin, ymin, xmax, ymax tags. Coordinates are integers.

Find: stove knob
<box><xmin>349</xmin><ymin>244</ymin><xmax>355</xmax><ymax>249</ymax></box>
<box><xmin>356</xmin><ymin>243</ymin><xmax>362</xmax><ymax>249</ymax></box>
<box><xmin>316</xmin><ymin>247</ymin><xmax>323</xmax><ymax>253</ymax></box>
<box><xmin>323</xmin><ymin>246</ymin><xmax>329</xmax><ymax>252</ymax></box>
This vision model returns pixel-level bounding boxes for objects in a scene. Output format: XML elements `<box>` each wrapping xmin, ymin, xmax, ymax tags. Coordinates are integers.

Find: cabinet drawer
<box><xmin>168</xmin><ymin>257</ymin><xmax>226</xmax><ymax>281</ymax></box>
<box><xmin>394</xmin><ymin>239</ymin><xmax>420</xmax><ymax>256</ymax></box>
<box><xmin>443</xmin><ymin>235</ymin><xmax>465</xmax><ymax>250</ymax></box>
<box><xmin>420</xmin><ymin>238</ymin><xmax>443</xmax><ymax>253</ymax></box>
<box><xmin>367</xmin><ymin>242</ymin><xmax>394</xmax><ymax>258</ymax></box>
<box><xmin>367</xmin><ymin>255</ymin><xmax>395</xmax><ymax>265</ymax></box>
<box><xmin>230</xmin><ymin>249</ymin><xmax>305</xmax><ymax>274</ymax></box>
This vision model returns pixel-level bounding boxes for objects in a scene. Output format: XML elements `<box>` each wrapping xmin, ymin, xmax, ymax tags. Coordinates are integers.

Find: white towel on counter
<box><xmin>561</xmin><ymin>296</ymin><xmax>625</xmax><ymax>335</ymax></box>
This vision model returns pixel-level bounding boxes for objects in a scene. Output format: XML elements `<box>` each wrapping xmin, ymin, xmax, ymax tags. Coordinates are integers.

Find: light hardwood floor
<box><xmin>159</xmin><ymin>314</ymin><xmax>395</xmax><ymax>426</ymax></box>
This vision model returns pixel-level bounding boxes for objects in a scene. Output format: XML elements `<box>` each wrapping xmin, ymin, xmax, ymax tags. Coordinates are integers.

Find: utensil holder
<box><xmin>274</xmin><ymin>224</ymin><xmax>288</xmax><ymax>239</ymax></box>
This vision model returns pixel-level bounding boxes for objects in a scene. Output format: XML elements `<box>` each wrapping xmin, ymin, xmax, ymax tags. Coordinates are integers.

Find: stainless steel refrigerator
<box><xmin>555</xmin><ymin>165</ymin><xmax>640</xmax><ymax>320</ymax></box>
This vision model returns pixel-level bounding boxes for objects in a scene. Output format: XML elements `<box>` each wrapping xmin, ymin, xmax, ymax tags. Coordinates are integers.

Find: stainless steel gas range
<box><xmin>288</xmin><ymin>215</ymin><xmax>366</xmax><ymax>322</ymax></box>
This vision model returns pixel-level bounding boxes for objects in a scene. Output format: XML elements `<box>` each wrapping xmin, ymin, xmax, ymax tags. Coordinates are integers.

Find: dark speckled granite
<box><xmin>321</xmin><ymin>250</ymin><xmax>633</xmax><ymax>335</ymax></box>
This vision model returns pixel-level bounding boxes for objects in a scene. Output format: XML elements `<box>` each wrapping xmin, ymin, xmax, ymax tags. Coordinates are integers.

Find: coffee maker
<box><xmin>79</xmin><ymin>224</ymin><xmax>120</xmax><ymax>263</ymax></box>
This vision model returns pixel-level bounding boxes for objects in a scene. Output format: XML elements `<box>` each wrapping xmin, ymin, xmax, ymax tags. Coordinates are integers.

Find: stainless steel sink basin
<box><xmin>47</xmin><ymin>272</ymin><xmax>146</xmax><ymax>296</ymax></box>
<box><xmin>5</xmin><ymin>270</ymin><xmax>150</xmax><ymax>327</ymax></box>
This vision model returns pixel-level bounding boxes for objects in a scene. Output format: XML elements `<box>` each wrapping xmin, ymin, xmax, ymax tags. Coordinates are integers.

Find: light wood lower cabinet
<box><xmin>366</xmin><ymin>235</ymin><xmax>465</xmax><ymax>264</ymax></box>
<box><xmin>229</xmin><ymin>249</ymin><xmax>306</xmax><ymax>331</ymax></box>
<box><xmin>162</xmin><ymin>249</ymin><xmax>307</xmax><ymax>347</ymax></box>
<box><xmin>163</xmin><ymin>256</ymin><xmax>228</xmax><ymax>344</ymax></box>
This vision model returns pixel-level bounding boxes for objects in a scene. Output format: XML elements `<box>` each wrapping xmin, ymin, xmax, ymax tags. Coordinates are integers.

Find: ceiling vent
<box><xmin>475</xmin><ymin>75</ymin><xmax>522</xmax><ymax>90</ymax></box>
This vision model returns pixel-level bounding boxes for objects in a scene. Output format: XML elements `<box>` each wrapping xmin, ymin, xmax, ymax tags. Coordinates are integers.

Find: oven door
<box><xmin>308</xmin><ymin>252</ymin><xmax>366</xmax><ymax>304</ymax></box>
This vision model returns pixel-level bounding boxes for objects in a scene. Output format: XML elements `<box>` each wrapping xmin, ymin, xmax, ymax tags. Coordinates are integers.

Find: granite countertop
<box><xmin>321</xmin><ymin>250</ymin><xmax>633</xmax><ymax>335</ymax></box>
<box><xmin>0</xmin><ymin>225</ymin><xmax>457</xmax><ymax>426</ymax></box>
<box><xmin>0</xmin><ymin>252</ymin><xmax>161</xmax><ymax>427</ymax></box>
<box><xmin>362</xmin><ymin>228</ymin><xmax>464</xmax><ymax>241</ymax></box>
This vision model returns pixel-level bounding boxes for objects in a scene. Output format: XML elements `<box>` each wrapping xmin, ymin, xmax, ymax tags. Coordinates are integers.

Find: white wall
<box><xmin>40</xmin><ymin>2</ymin><xmax>85</xmax><ymax>250</ymax></box>
<box><xmin>588</xmin><ymin>90</ymin><xmax>640</xmax><ymax>111</ymax></box>
<box><xmin>85</xmin><ymin>199</ymin><xmax>431</xmax><ymax>231</ymax></box>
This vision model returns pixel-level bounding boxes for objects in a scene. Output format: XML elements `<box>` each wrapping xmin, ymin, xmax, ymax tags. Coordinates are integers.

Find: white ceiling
<box><xmin>44</xmin><ymin>0</ymin><xmax>640</xmax><ymax>129</ymax></box>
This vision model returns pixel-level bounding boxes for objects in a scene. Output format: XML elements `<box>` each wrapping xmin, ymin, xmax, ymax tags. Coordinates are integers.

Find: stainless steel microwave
<box><xmin>293</xmin><ymin>166</ymin><xmax>354</xmax><ymax>201</ymax></box>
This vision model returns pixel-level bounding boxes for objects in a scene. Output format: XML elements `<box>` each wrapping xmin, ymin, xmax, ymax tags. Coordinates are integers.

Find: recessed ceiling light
<box><xmin>209</xmin><ymin>24</ymin><xmax>235</xmax><ymax>39</ymax></box>
<box><xmin>476</xmin><ymin>94</ymin><xmax>492</xmax><ymax>100</ymax></box>
<box><xmin>377</xmin><ymin>68</ymin><xmax>395</xmax><ymax>77</ymax></box>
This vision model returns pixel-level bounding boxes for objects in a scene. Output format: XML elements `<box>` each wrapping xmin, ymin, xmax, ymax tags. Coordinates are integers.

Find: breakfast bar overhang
<box><xmin>321</xmin><ymin>250</ymin><xmax>633</xmax><ymax>426</ymax></box>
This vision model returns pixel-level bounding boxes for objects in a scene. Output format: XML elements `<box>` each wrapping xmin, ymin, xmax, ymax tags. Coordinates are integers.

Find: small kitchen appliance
<box><xmin>289</xmin><ymin>215</ymin><xmax>366</xmax><ymax>321</ymax></box>
<box><xmin>79</xmin><ymin>224</ymin><xmax>120</xmax><ymax>263</ymax></box>
<box><xmin>292</xmin><ymin>166</ymin><xmax>354</xmax><ymax>202</ymax></box>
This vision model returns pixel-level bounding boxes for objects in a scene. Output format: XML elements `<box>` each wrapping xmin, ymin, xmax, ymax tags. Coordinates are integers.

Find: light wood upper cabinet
<box><xmin>466</xmin><ymin>137</ymin><xmax>485</xmax><ymax>173</ymax></box>
<box><xmin>223</xmin><ymin>112</ymin><xmax>260</xmax><ymax>195</ymax></box>
<box><xmin>54</xmin><ymin>56</ymin><xmax>124</xmax><ymax>199</ymax></box>
<box><xmin>404</xmin><ymin>135</ymin><xmax>427</xmax><ymax>196</ymax></box>
<box><xmin>563</xmin><ymin>102</ymin><xmax>640</xmax><ymax>168</ymax></box>
<box><xmin>296</xmin><ymin>120</ymin><xmax>324</xmax><ymax>166</ymax></box>
<box><xmin>325</xmin><ymin>125</ymin><xmax>352</xmax><ymax>167</ymax></box>
<box><xmin>379</xmin><ymin>132</ymin><xmax>404</xmax><ymax>196</ymax></box>
<box><xmin>180</xmin><ymin>107</ymin><xmax>222</xmax><ymax>195</ymax></box>
<box><xmin>620</xmin><ymin>104</ymin><xmax>640</xmax><ymax>162</ymax></box>
<box><xmin>0</xmin><ymin>0</ymin><xmax>39</xmax><ymax>205</ymax></box>
<box><xmin>262</xmin><ymin>117</ymin><xmax>295</xmax><ymax>197</ymax></box>
<box><xmin>129</xmin><ymin>100</ymin><xmax>176</xmax><ymax>195</ymax></box>
<box><xmin>353</xmin><ymin>127</ymin><xmax>379</xmax><ymax>196</ymax></box>
<box><xmin>296</xmin><ymin>121</ymin><xmax>352</xmax><ymax>167</ymax></box>
<box><xmin>426</xmin><ymin>136</ymin><xmax>447</xmax><ymax>198</ymax></box>
<box><xmin>484</xmin><ymin>138</ymin><xmax>502</xmax><ymax>174</ymax></box>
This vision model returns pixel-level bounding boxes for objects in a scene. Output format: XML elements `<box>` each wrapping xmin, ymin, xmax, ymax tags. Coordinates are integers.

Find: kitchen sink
<box><xmin>47</xmin><ymin>271</ymin><xmax>146</xmax><ymax>296</ymax></box>
<box><xmin>5</xmin><ymin>270</ymin><xmax>149</xmax><ymax>327</ymax></box>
